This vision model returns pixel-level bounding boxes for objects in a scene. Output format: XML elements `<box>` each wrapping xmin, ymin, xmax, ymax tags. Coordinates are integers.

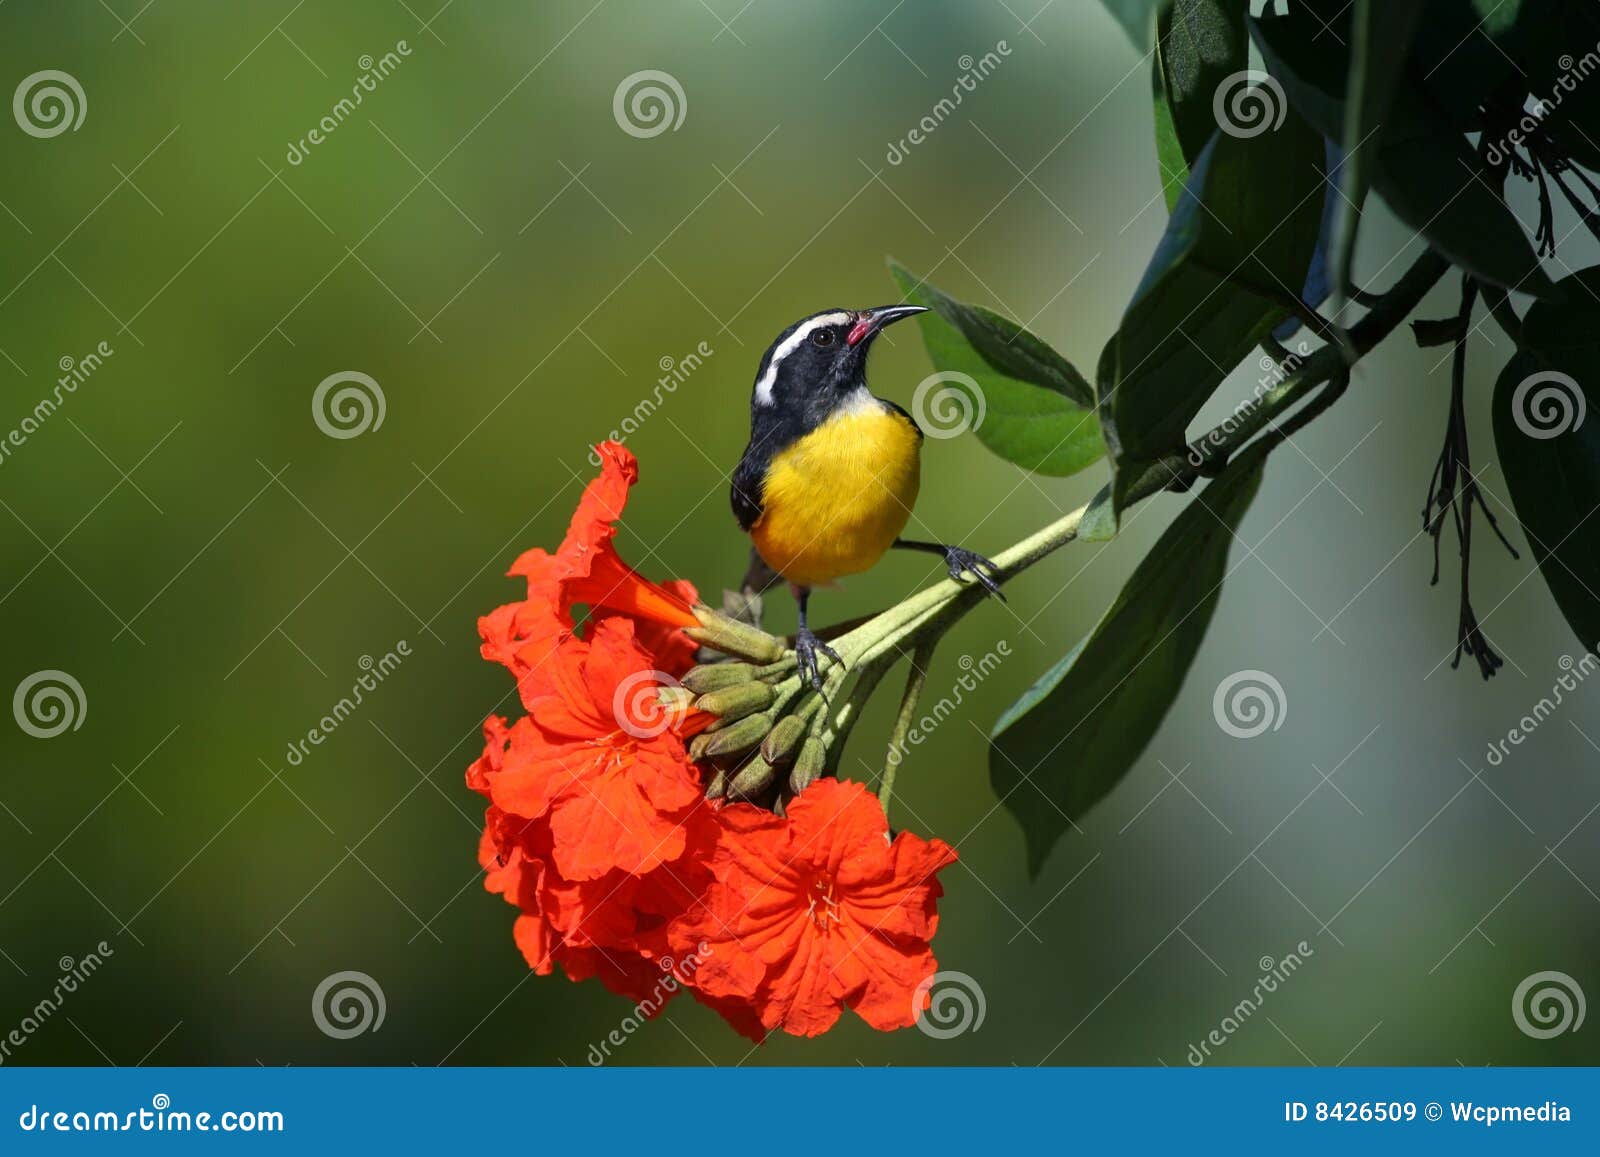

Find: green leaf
<box><xmin>1491</xmin><ymin>266</ymin><xmax>1600</xmax><ymax>653</ymax></box>
<box><xmin>1152</xmin><ymin>62</ymin><xmax>1188</xmax><ymax>211</ymax></box>
<box><xmin>1099</xmin><ymin>0</ymin><xmax>1169</xmax><ymax>51</ymax></box>
<box><xmin>1099</xmin><ymin>113</ymin><xmax>1324</xmax><ymax>510</ymax></box>
<box><xmin>990</xmin><ymin>442</ymin><xmax>1268</xmax><ymax>874</ymax></box>
<box><xmin>1079</xmin><ymin>483</ymin><xmax>1119</xmax><ymax>543</ymax></box>
<box><xmin>1331</xmin><ymin>0</ymin><xmax>1426</xmax><ymax>311</ymax></box>
<box><xmin>888</xmin><ymin>262</ymin><xmax>1105</xmax><ymax>477</ymax></box>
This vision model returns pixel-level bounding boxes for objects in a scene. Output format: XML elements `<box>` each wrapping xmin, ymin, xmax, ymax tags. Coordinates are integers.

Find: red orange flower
<box><xmin>488</xmin><ymin>617</ymin><xmax>707</xmax><ymax>880</ymax></box>
<box><xmin>479</xmin><ymin>442</ymin><xmax>700</xmax><ymax>687</ymax></box>
<box><xmin>468</xmin><ymin>441</ymin><xmax>961</xmax><ymax>1044</ymax></box>
<box><xmin>669</xmin><ymin>778</ymin><xmax>958</xmax><ymax>1037</ymax></box>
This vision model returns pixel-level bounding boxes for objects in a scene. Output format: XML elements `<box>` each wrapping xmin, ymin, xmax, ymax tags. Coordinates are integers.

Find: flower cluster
<box><xmin>468</xmin><ymin>442</ymin><xmax>958</xmax><ymax>1039</ymax></box>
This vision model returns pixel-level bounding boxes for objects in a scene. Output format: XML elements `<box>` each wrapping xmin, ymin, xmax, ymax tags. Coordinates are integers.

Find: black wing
<box><xmin>730</xmin><ymin>444</ymin><xmax>766</xmax><ymax>531</ymax></box>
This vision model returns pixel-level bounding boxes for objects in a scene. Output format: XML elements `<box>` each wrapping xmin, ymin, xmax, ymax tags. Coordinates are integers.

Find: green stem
<box><xmin>828</xmin><ymin>248</ymin><xmax>1449</xmax><ymax>678</ymax></box>
<box><xmin>879</xmin><ymin>637</ymin><xmax>936</xmax><ymax>808</ymax></box>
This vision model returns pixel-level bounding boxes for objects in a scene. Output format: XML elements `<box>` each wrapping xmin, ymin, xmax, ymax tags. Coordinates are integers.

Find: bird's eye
<box><xmin>810</xmin><ymin>328</ymin><xmax>835</xmax><ymax>348</ymax></box>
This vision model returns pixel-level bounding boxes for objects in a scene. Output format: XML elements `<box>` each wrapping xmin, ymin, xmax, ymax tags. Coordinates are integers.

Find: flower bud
<box><xmin>694</xmin><ymin>681</ymin><xmax>775</xmax><ymax>723</ymax></box>
<box><xmin>688</xmin><ymin>732</ymin><xmax>716</xmax><ymax>762</ymax></box>
<box><xmin>702</xmin><ymin>713</ymin><xmax>771</xmax><ymax>759</ymax></box>
<box><xmin>727</xmin><ymin>754</ymin><xmax>779</xmax><ymax>802</ymax></box>
<box><xmin>760</xmin><ymin>714</ymin><xmax>807</xmax><ymax>765</ymax></box>
<box><xmin>681</xmin><ymin>662</ymin><xmax>757</xmax><ymax>694</ymax></box>
<box><xmin>788</xmin><ymin>737</ymin><xmax>827</xmax><ymax>795</ymax></box>
<box><xmin>704</xmin><ymin>766</ymin><xmax>729</xmax><ymax>801</ymax></box>
<box><xmin>687</xmin><ymin>606</ymin><xmax>787</xmax><ymax>664</ymax></box>
<box><xmin>655</xmin><ymin>685</ymin><xmax>696</xmax><ymax>717</ymax></box>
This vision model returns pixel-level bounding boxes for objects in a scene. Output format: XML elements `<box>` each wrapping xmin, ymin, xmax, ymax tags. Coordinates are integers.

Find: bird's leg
<box><xmin>893</xmin><ymin>538</ymin><xmax>1006</xmax><ymax>600</ymax></box>
<box><xmin>793</xmin><ymin>586</ymin><xmax>842</xmax><ymax>692</ymax></box>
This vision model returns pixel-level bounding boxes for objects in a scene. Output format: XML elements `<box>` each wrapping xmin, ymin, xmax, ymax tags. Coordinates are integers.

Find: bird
<box><xmin>730</xmin><ymin>305</ymin><xmax>1002</xmax><ymax>690</ymax></box>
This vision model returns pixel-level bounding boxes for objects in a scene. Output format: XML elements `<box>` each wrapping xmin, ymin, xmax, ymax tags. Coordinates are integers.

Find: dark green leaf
<box><xmin>1100</xmin><ymin>113</ymin><xmax>1324</xmax><ymax>511</ymax></box>
<box><xmin>1253</xmin><ymin>1</ymin><xmax>1558</xmax><ymax>299</ymax></box>
<box><xmin>1491</xmin><ymin>265</ymin><xmax>1600</xmax><ymax>652</ymax></box>
<box><xmin>1154</xmin><ymin>0</ymin><xmax>1246</xmax><ymax>205</ymax></box>
<box><xmin>990</xmin><ymin>442</ymin><xmax>1268</xmax><ymax>874</ymax></box>
<box><xmin>889</xmin><ymin>261</ymin><xmax>1105</xmax><ymax>477</ymax></box>
<box><xmin>1409</xmin><ymin>0</ymin><xmax>1535</xmax><ymax>132</ymax></box>
<box><xmin>1516</xmin><ymin>3</ymin><xmax>1600</xmax><ymax>172</ymax></box>
<box><xmin>1370</xmin><ymin>95</ymin><xmax>1559</xmax><ymax>300</ymax></box>
<box><xmin>1331</xmin><ymin>0</ymin><xmax>1426</xmax><ymax>312</ymax></box>
<box><xmin>1247</xmin><ymin>1</ymin><xmax>1352</xmax><ymax>140</ymax></box>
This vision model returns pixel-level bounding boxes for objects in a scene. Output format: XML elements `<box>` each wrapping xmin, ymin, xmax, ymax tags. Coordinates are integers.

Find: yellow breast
<box><xmin>751</xmin><ymin>400</ymin><xmax>922</xmax><ymax>588</ymax></box>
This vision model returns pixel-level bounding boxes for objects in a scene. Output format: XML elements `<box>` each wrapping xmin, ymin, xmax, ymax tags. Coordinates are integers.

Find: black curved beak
<box><xmin>846</xmin><ymin>304</ymin><xmax>928</xmax><ymax>347</ymax></box>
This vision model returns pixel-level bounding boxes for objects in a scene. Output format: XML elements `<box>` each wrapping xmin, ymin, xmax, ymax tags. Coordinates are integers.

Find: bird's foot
<box><xmin>944</xmin><ymin>546</ymin><xmax>1006</xmax><ymax>600</ymax></box>
<box><xmin>794</xmin><ymin>625</ymin><xmax>842</xmax><ymax>692</ymax></box>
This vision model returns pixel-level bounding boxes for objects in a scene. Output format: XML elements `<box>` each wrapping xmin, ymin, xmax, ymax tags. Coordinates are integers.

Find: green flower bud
<box><xmin>702</xmin><ymin>713</ymin><xmax>771</xmax><ymax>759</ymax></box>
<box><xmin>788</xmin><ymin>737</ymin><xmax>827</xmax><ymax>795</ymax></box>
<box><xmin>681</xmin><ymin>662</ymin><xmax>757</xmax><ymax>694</ymax></box>
<box><xmin>727</xmin><ymin>754</ymin><xmax>779</xmax><ymax>802</ymax></box>
<box><xmin>687</xmin><ymin>606</ymin><xmax>787</xmax><ymax>664</ymax></box>
<box><xmin>760</xmin><ymin>714</ymin><xmax>807</xmax><ymax>765</ymax></box>
<box><xmin>694</xmin><ymin>681</ymin><xmax>775</xmax><ymax>723</ymax></box>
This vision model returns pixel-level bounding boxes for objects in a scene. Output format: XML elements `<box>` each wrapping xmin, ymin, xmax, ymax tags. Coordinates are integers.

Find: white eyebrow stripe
<box><xmin>753</xmin><ymin>311</ymin><xmax>852</xmax><ymax>405</ymax></box>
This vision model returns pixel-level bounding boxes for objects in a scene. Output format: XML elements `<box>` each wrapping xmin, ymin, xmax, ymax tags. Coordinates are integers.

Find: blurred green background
<box><xmin>1</xmin><ymin>0</ymin><xmax>1597</xmax><ymax>1066</ymax></box>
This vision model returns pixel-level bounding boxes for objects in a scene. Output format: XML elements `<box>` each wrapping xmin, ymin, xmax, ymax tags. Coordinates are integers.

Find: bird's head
<box><xmin>749</xmin><ymin>305</ymin><xmax>927</xmax><ymax>416</ymax></box>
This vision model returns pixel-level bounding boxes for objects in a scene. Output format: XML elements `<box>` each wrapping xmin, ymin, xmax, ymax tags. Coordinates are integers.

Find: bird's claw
<box><xmin>794</xmin><ymin>626</ymin><xmax>842</xmax><ymax>692</ymax></box>
<box><xmin>945</xmin><ymin>546</ymin><xmax>1006</xmax><ymax>601</ymax></box>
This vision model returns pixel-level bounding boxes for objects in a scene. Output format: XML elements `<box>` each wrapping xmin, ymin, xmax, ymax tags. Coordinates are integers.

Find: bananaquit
<box><xmin>731</xmin><ymin>305</ymin><xmax>1002</xmax><ymax>689</ymax></box>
